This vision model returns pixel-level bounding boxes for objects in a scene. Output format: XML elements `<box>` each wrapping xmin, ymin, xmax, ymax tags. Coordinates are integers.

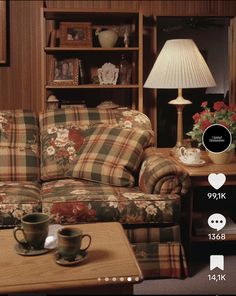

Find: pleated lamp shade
<box><xmin>144</xmin><ymin>39</ymin><xmax>216</xmax><ymax>89</ymax></box>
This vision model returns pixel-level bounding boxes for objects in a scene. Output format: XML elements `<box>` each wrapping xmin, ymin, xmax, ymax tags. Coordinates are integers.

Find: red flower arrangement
<box><xmin>187</xmin><ymin>101</ymin><xmax>236</xmax><ymax>149</ymax></box>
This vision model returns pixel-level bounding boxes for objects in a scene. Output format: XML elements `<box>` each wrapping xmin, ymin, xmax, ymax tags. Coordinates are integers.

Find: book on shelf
<box><xmin>49</xmin><ymin>29</ymin><xmax>60</xmax><ymax>47</ymax></box>
<box><xmin>49</xmin><ymin>29</ymin><xmax>56</xmax><ymax>47</ymax></box>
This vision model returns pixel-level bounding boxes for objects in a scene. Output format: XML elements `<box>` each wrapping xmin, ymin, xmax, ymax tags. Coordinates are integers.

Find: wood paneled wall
<box><xmin>0</xmin><ymin>0</ymin><xmax>235</xmax><ymax>113</ymax></box>
<box><xmin>45</xmin><ymin>0</ymin><xmax>236</xmax><ymax>16</ymax></box>
<box><xmin>0</xmin><ymin>1</ymin><xmax>42</xmax><ymax>112</ymax></box>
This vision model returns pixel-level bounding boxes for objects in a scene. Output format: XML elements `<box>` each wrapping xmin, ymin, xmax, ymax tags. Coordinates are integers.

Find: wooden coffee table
<box><xmin>0</xmin><ymin>222</ymin><xmax>142</xmax><ymax>295</ymax></box>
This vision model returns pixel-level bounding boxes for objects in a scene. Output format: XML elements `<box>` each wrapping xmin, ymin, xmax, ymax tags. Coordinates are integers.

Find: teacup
<box><xmin>13</xmin><ymin>212</ymin><xmax>50</xmax><ymax>250</ymax></box>
<box><xmin>57</xmin><ymin>227</ymin><xmax>92</xmax><ymax>261</ymax></box>
<box><xmin>180</xmin><ymin>147</ymin><xmax>201</xmax><ymax>163</ymax></box>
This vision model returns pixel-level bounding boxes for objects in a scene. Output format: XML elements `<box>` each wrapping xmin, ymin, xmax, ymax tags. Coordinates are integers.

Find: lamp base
<box><xmin>168</xmin><ymin>89</ymin><xmax>192</xmax><ymax>150</ymax></box>
<box><xmin>168</xmin><ymin>96</ymin><xmax>192</xmax><ymax>105</ymax></box>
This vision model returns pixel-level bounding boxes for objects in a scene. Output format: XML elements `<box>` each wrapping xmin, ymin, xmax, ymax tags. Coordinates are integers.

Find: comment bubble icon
<box><xmin>208</xmin><ymin>213</ymin><xmax>226</xmax><ymax>231</ymax></box>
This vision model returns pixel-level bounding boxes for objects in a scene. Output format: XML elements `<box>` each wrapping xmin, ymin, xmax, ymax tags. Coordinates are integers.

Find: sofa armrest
<box><xmin>139</xmin><ymin>148</ymin><xmax>191</xmax><ymax>195</ymax></box>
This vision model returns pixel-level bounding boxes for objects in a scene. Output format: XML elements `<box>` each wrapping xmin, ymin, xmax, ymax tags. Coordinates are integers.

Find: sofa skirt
<box><xmin>0</xmin><ymin>181</ymin><xmax>41</xmax><ymax>227</ymax></box>
<box><xmin>124</xmin><ymin>226</ymin><xmax>188</xmax><ymax>278</ymax></box>
<box><xmin>132</xmin><ymin>242</ymin><xmax>188</xmax><ymax>278</ymax></box>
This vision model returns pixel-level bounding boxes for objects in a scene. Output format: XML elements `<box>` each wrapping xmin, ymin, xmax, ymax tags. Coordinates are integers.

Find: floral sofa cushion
<box><xmin>0</xmin><ymin>181</ymin><xmax>41</xmax><ymax>227</ymax></box>
<box><xmin>0</xmin><ymin>110</ymin><xmax>39</xmax><ymax>181</ymax></box>
<box><xmin>41</xmin><ymin>179</ymin><xmax>180</xmax><ymax>225</ymax></box>
<box><xmin>41</xmin><ymin>126</ymin><xmax>85</xmax><ymax>180</ymax></box>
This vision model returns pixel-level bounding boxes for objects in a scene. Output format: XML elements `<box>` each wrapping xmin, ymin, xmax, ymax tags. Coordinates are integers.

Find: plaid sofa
<box><xmin>0</xmin><ymin>108</ymin><xmax>190</xmax><ymax>279</ymax></box>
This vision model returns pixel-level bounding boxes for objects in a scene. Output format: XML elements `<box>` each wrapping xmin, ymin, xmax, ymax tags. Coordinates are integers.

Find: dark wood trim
<box><xmin>0</xmin><ymin>0</ymin><xmax>10</xmax><ymax>66</ymax></box>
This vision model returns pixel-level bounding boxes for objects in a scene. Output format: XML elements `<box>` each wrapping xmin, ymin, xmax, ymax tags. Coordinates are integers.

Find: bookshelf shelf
<box><xmin>45</xmin><ymin>47</ymin><xmax>139</xmax><ymax>52</ymax></box>
<box><xmin>46</xmin><ymin>84</ymin><xmax>139</xmax><ymax>89</ymax></box>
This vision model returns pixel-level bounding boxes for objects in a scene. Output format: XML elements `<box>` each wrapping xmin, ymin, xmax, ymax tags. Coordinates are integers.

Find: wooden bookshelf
<box><xmin>41</xmin><ymin>8</ymin><xmax>143</xmax><ymax>111</ymax></box>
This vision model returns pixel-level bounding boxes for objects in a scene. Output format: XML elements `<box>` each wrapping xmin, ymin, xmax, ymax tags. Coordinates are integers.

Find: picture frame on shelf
<box><xmin>90</xmin><ymin>66</ymin><xmax>99</xmax><ymax>84</ymax></box>
<box><xmin>48</xmin><ymin>57</ymin><xmax>79</xmax><ymax>86</ymax></box>
<box><xmin>60</xmin><ymin>22</ymin><xmax>92</xmax><ymax>48</ymax></box>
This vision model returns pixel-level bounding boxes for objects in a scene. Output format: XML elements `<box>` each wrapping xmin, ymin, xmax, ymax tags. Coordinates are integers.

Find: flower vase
<box><xmin>98</xmin><ymin>30</ymin><xmax>118</xmax><ymax>48</ymax></box>
<box><xmin>207</xmin><ymin>149</ymin><xmax>235</xmax><ymax>164</ymax></box>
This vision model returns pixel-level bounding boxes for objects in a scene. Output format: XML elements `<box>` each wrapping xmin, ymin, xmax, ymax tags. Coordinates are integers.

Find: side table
<box><xmin>157</xmin><ymin>148</ymin><xmax>236</xmax><ymax>257</ymax></box>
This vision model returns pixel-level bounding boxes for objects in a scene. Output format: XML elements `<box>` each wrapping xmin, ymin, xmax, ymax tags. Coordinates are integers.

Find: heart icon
<box><xmin>208</xmin><ymin>173</ymin><xmax>226</xmax><ymax>190</ymax></box>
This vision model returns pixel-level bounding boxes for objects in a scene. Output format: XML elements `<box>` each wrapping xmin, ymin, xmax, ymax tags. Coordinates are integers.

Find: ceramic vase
<box><xmin>98</xmin><ymin>30</ymin><xmax>118</xmax><ymax>48</ymax></box>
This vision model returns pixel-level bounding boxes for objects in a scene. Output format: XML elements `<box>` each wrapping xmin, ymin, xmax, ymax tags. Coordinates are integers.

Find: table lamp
<box><xmin>144</xmin><ymin>39</ymin><xmax>216</xmax><ymax>155</ymax></box>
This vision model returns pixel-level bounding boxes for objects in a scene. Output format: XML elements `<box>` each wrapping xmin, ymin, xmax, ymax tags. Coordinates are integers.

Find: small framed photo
<box><xmin>48</xmin><ymin>57</ymin><xmax>79</xmax><ymax>86</ymax></box>
<box><xmin>60</xmin><ymin>22</ymin><xmax>92</xmax><ymax>48</ymax></box>
<box><xmin>90</xmin><ymin>66</ymin><xmax>99</xmax><ymax>84</ymax></box>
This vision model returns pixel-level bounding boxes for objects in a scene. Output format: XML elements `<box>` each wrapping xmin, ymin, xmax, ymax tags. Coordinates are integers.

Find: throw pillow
<box><xmin>67</xmin><ymin>126</ymin><xmax>153</xmax><ymax>187</ymax></box>
<box><xmin>41</xmin><ymin>126</ymin><xmax>85</xmax><ymax>181</ymax></box>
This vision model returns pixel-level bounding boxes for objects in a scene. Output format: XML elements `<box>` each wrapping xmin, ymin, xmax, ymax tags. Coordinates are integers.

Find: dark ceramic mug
<box><xmin>13</xmin><ymin>212</ymin><xmax>50</xmax><ymax>250</ymax></box>
<box><xmin>57</xmin><ymin>227</ymin><xmax>91</xmax><ymax>261</ymax></box>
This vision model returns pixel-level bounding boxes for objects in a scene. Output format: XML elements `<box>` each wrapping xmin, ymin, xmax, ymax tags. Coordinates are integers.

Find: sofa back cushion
<box><xmin>66</xmin><ymin>126</ymin><xmax>153</xmax><ymax>187</ymax></box>
<box><xmin>39</xmin><ymin>108</ymin><xmax>118</xmax><ymax>181</ymax></box>
<box><xmin>40</xmin><ymin>107</ymin><xmax>117</xmax><ymax>130</ymax></box>
<box><xmin>39</xmin><ymin>107</ymin><xmax>154</xmax><ymax>182</ymax></box>
<box><xmin>0</xmin><ymin>110</ymin><xmax>39</xmax><ymax>181</ymax></box>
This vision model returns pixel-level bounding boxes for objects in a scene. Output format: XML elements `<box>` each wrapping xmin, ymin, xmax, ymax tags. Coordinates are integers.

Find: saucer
<box><xmin>179</xmin><ymin>157</ymin><xmax>206</xmax><ymax>167</ymax></box>
<box><xmin>54</xmin><ymin>250</ymin><xmax>88</xmax><ymax>266</ymax></box>
<box><xmin>15</xmin><ymin>243</ymin><xmax>51</xmax><ymax>256</ymax></box>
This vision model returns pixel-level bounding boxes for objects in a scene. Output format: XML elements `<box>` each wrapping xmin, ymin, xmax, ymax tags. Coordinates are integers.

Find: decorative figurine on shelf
<box><xmin>78</xmin><ymin>60</ymin><xmax>85</xmax><ymax>84</ymax></box>
<box><xmin>46</xmin><ymin>95</ymin><xmax>59</xmax><ymax>110</ymax></box>
<box><xmin>97</xmin><ymin>101</ymin><xmax>119</xmax><ymax>109</ymax></box>
<box><xmin>124</xmin><ymin>32</ymin><xmax>129</xmax><ymax>48</ymax></box>
<box><xmin>123</xmin><ymin>26</ymin><xmax>130</xmax><ymax>48</ymax></box>
<box><xmin>118</xmin><ymin>55</ymin><xmax>132</xmax><ymax>85</ymax></box>
<box><xmin>98</xmin><ymin>63</ymin><xmax>119</xmax><ymax>85</ymax></box>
